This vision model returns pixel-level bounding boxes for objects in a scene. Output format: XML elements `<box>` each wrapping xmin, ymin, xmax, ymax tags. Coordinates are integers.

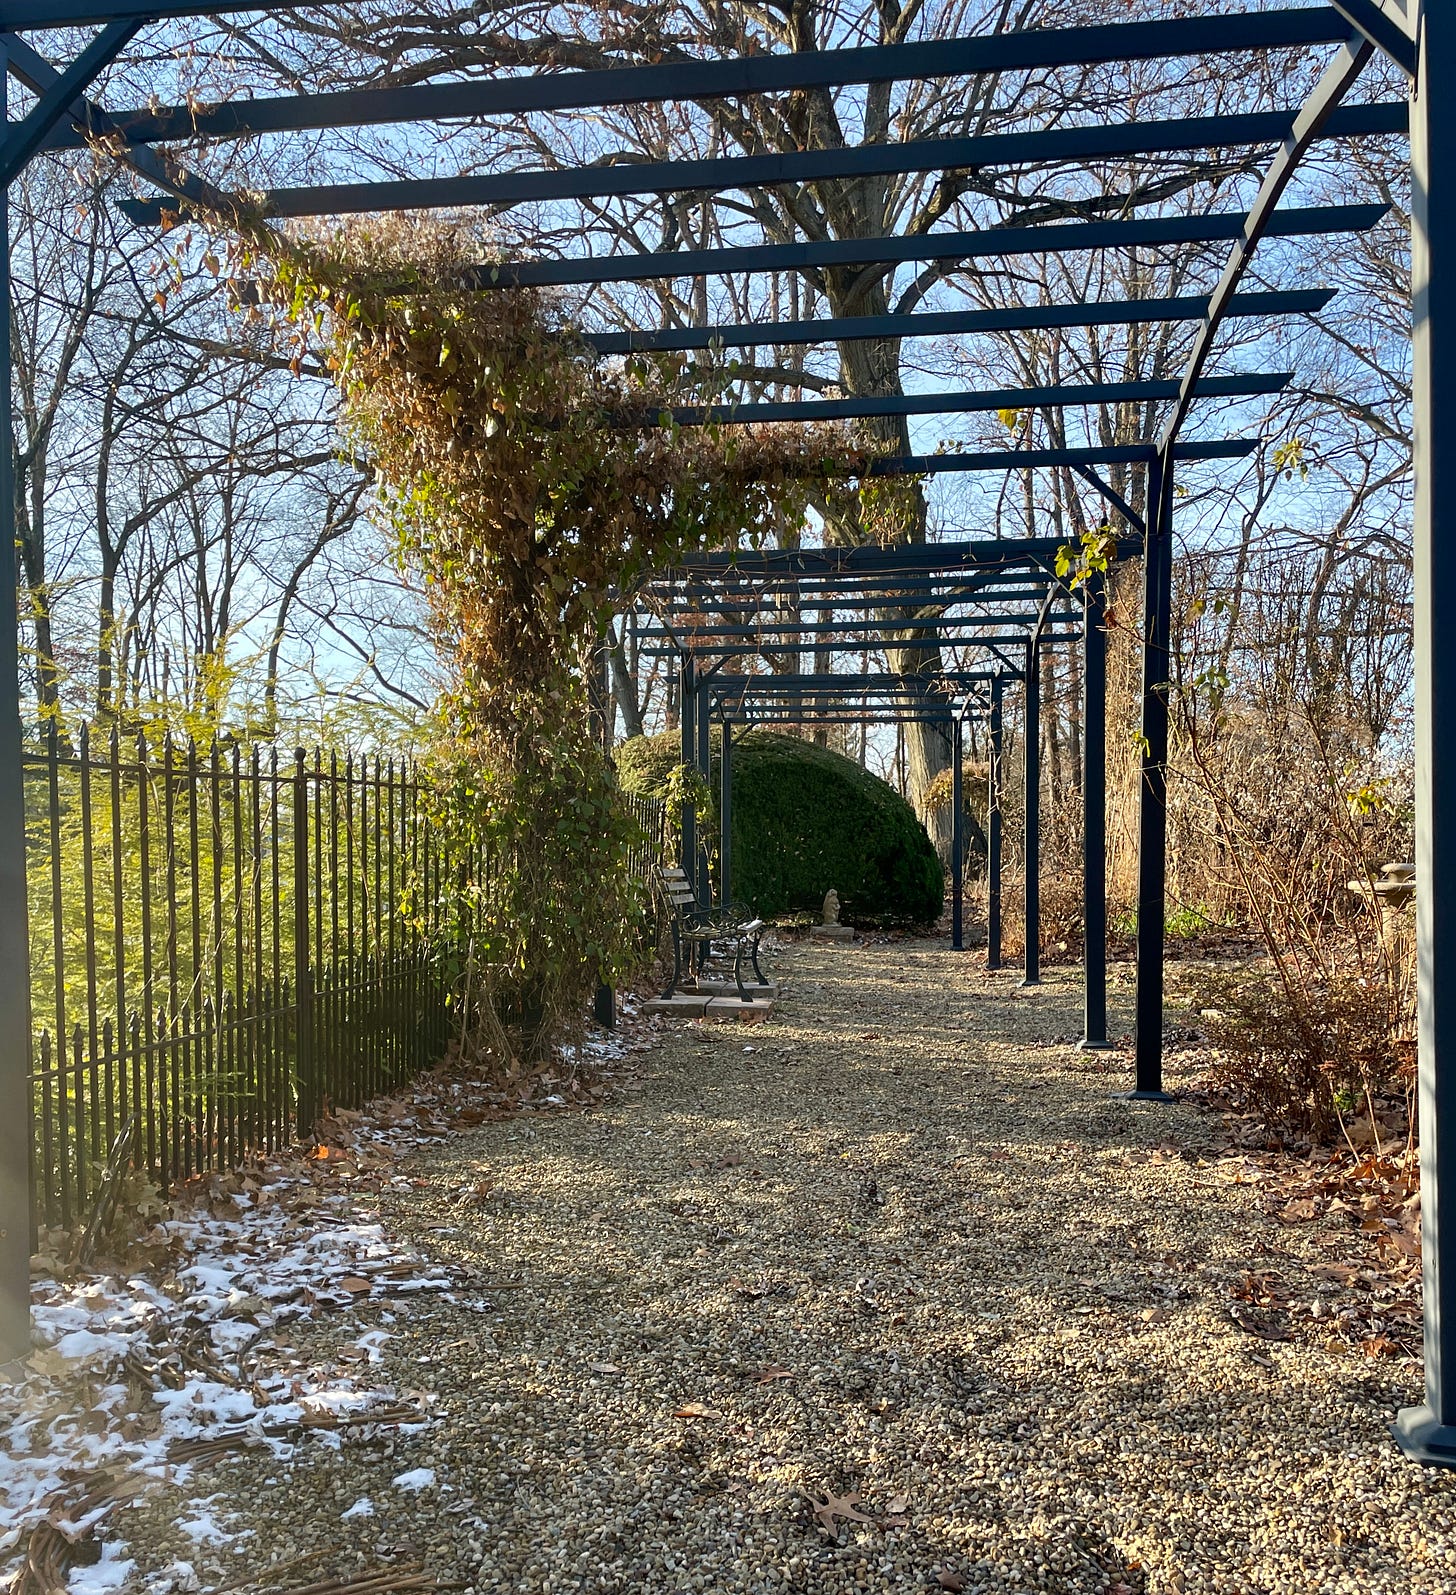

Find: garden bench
<box><xmin>658</xmin><ymin>866</ymin><xmax>766</xmax><ymax>1001</ymax></box>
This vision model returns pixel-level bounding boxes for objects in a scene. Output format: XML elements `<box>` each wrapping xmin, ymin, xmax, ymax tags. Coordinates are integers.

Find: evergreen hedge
<box><xmin>617</xmin><ymin>729</ymin><xmax>944</xmax><ymax>926</ymax></box>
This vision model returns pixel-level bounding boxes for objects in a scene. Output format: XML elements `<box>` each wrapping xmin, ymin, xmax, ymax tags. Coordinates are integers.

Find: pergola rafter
<box><xmin>35</xmin><ymin>6</ymin><xmax>1362</xmax><ymax>145</ymax></box>
<box><xmin>451</xmin><ymin>204</ymin><xmax>1390</xmax><ymax>289</ymax></box>
<box><xmin>581</xmin><ymin>289</ymin><xmax>1337</xmax><ymax>356</ymax></box>
<box><xmin>114</xmin><ymin>100</ymin><xmax>1409</xmax><ymax>224</ymax></box>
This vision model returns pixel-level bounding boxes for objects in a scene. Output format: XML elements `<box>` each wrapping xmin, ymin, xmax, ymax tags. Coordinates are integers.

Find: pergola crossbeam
<box><xmin>41</xmin><ymin>7</ymin><xmax>1359</xmax><ymax>144</ymax></box>
<box><xmin>118</xmin><ymin>102</ymin><xmax>1407</xmax><ymax>224</ymax></box>
<box><xmin>0</xmin><ymin>0</ymin><xmax>342</xmax><ymax>22</ymax></box>
<box><xmin>581</xmin><ymin>289</ymin><xmax>1337</xmax><ymax>355</ymax></box>
<box><xmin>866</xmin><ymin>439</ymin><xmax>1258</xmax><ymax>476</ymax></box>
<box><xmin>465</xmin><ymin>204</ymin><xmax>1388</xmax><ymax>289</ymax></box>
<box><xmin>659</xmin><ymin>535</ymin><xmax>1096</xmax><ymax>575</ymax></box>
<box><xmin>641</xmin><ymin>612</ymin><xmax>1082</xmax><ymax>639</ymax></box>
<box><xmin>621</xmin><ymin>373</ymin><xmax>1289</xmax><ymax>428</ymax></box>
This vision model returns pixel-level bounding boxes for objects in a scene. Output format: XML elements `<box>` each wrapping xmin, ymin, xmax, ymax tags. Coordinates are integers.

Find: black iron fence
<box><xmin>24</xmin><ymin>724</ymin><xmax>481</xmax><ymax>1238</ymax></box>
<box><xmin>624</xmin><ymin>790</ymin><xmax>671</xmax><ymax>885</ymax></box>
<box><xmin>25</xmin><ymin>721</ymin><xmax>667</xmax><ymax>1239</ymax></box>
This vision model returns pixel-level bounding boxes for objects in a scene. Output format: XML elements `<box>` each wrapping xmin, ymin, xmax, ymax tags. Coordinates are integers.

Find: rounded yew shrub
<box><xmin>617</xmin><ymin>729</ymin><xmax>943</xmax><ymax>927</ymax></box>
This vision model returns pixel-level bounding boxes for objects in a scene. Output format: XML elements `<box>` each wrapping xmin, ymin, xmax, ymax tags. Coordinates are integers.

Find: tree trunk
<box><xmin>608</xmin><ymin>621</ymin><xmax>643</xmax><ymax>740</ymax></box>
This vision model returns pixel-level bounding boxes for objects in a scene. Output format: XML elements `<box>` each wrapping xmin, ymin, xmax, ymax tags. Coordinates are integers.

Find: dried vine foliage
<box><xmin>233</xmin><ymin>214</ymin><xmax>852</xmax><ymax>1054</ymax></box>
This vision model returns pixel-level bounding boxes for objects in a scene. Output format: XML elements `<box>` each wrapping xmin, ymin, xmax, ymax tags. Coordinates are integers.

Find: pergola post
<box><xmin>678</xmin><ymin>656</ymin><xmax>696</xmax><ymax>895</ymax></box>
<box><xmin>696</xmin><ymin>677</ymin><xmax>711</xmax><ymax>914</ymax></box>
<box><xmin>591</xmin><ymin>630</ymin><xmax>616</xmax><ymax>1026</ymax></box>
<box><xmin>1080</xmin><ymin>571</ymin><xmax>1111</xmax><ymax>1049</ymax></box>
<box><xmin>587</xmin><ymin>632</ymin><xmax>612</xmax><ymax>754</ymax></box>
<box><xmin>0</xmin><ymin>53</ymin><xmax>34</xmax><ymax>1361</ymax></box>
<box><xmin>1131</xmin><ymin>451</ymin><xmax>1175</xmax><ymax>1100</ymax></box>
<box><xmin>719</xmin><ymin>715</ymin><xmax>733</xmax><ymax>912</ymax></box>
<box><xmin>951</xmin><ymin>713</ymin><xmax>965</xmax><ymax>951</ymax></box>
<box><xmin>987</xmin><ymin>676</ymin><xmax>1003</xmax><ymax>971</ymax></box>
<box><xmin>1397</xmin><ymin>5</ymin><xmax>1456</xmax><ymax>1468</ymax></box>
<box><xmin>1021</xmin><ymin>644</ymin><xmax>1041</xmax><ymax>987</ymax></box>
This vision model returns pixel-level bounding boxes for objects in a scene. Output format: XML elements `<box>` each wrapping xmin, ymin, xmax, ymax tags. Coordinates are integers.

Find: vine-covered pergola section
<box><xmin>0</xmin><ymin>1</ymin><xmax>1445</xmax><ymax>1470</ymax></box>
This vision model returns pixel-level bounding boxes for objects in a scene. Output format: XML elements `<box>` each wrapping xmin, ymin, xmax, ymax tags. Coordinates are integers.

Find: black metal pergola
<box><xmin>633</xmin><ymin>535</ymin><xmax>1092</xmax><ymax>992</ymax></box>
<box><xmin>0</xmin><ymin>1</ymin><xmax>1446</xmax><ymax>1469</ymax></box>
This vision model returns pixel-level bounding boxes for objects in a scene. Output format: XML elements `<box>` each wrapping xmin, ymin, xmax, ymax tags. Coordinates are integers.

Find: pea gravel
<box><xmin>118</xmin><ymin>938</ymin><xmax>1455</xmax><ymax>1595</ymax></box>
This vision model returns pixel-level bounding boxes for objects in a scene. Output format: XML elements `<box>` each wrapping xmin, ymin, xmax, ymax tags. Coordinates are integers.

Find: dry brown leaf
<box><xmin>809</xmin><ymin>1490</ymin><xmax>875</xmax><ymax>1534</ymax></box>
<box><xmin>673</xmin><ymin>1402</ymin><xmax>725</xmax><ymax>1420</ymax></box>
<box><xmin>1308</xmin><ymin>1263</ymin><xmax>1362</xmax><ymax>1284</ymax></box>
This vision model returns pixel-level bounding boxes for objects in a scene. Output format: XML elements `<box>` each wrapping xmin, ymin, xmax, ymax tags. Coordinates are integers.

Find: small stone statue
<box><xmin>812</xmin><ymin>887</ymin><xmax>853</xmax><ymax>940</ymax></box>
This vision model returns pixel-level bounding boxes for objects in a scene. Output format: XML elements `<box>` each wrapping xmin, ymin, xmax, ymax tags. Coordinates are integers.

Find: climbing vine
<box><xmin>214</xmin><ymin>213</ymin><xmax>853</xmax><ymax>1056</ymax></box>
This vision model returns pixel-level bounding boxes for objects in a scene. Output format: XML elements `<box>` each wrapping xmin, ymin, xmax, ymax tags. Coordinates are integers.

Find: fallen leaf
<box><xmin>1308</xmin><ymin>1263</ymin><xmax>1362</xmax><ymax>1284</ymax></box>
<box><xmin>754</xmin><ymin>1365</ymin><xmax>794</xmax><ymax>1385</ymax></box>
<box><xmin>589</xmin><ymin>1362</ymin><xmax>621</xmax><ymax>1375</ymax></box>
<box><xmin>338</xmin><ymin>1276</ymin><xmax>372</xmax><ymax>1294</ymax></box>
<box><xmin>673</xmin><ymin>1402</ymin><xmax>725</xmax><ymax>1420</ymax></box>
<box><xmin>936</xmin><ymin>1574</ymin><xmax>967</xmax><ymax>1591</ymax></box>
<box><xmin>886</xmin><ymin>1493</ymin><xmax>909</xmax><ymax>1515</ymax></box>
<box><xmin>809</xmin><ymin>1490</ymin><xmax>875</xmax><ymax>1534</ymax></box>
<box><xmin>1230</xmin><ymin>1307</ymin><xmax>1294</xmax><ymax>1343</ymax></box>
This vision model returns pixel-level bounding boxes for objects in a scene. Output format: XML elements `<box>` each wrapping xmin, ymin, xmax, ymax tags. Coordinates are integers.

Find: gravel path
<box><xmin>120</xmin><ymin>938</ymin><xmax>1453</xmax><ymax>1595</ymax></box>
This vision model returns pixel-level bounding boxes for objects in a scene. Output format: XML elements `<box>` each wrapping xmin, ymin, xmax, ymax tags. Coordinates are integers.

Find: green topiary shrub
<box><xmin>616</xmin><ymin>729</ymin><xmax>943</xmax><ymax>927</ymax></box>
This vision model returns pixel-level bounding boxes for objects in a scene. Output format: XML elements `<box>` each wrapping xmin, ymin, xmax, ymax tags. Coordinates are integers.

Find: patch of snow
<box><xmin>354</xmin><ymin>1329</ymin><xmax>392</xmax><ymax>1364</ymax></box>
<box><xmin>341</xmin><ymin>1496</ymin><xmax>376</xmax><ymax>1519</ymax></box>
<box><xmin>4</xmin><ymin>996</ymin><xmax>660</xmax><ymax>1586</ymax></box>
<box><xmin>176</xmin><ymin>1505</ymin><xmax>236</xmax><ymax>1544</ymax></box>
<box><xmin>67</xmin><ymin>1540</ymin><xmax>136</xmax><ymax>1594</ymax></box>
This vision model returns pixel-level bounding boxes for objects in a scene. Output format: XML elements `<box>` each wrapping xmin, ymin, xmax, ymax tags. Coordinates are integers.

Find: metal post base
<box><xmin>1117</xmin><ymin>1088</ymin><xmax>1175</xmax><ymax>1103</ymax></box>
<box><xmin>594</xmin><ymin>983</ymin><xmax>616</xmax><ymax>1029</ymax></box>
<box><xmin>1076</xmin><ymin>1038</ymin><xmax>1114</xmax><ymax>1051</ymax></box>
<box><xmin>1395</xmin><ymin>1406</ymin><xmax>1456</xmax><ymax>1468</ymax></box>
<box><xmin>1019</xmin><ymin>976</ymin><xmax>1041</xmax><ymax>989</ymax></box>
